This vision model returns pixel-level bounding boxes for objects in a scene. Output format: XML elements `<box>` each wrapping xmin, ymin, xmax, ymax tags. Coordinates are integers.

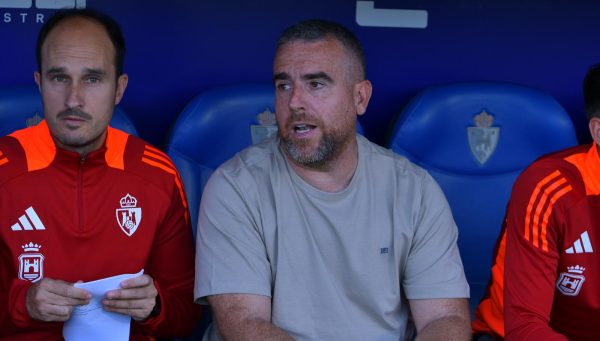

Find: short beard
<box><xmin>281</xmin><ymin>133</ymin><xmax>337</xmax><ymax>169</ymax></box>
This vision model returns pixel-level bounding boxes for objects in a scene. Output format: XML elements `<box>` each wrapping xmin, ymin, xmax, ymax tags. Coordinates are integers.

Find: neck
<box><xmin>286</xmin><ymin>138</ymin><xmax>359</xmax><ymax>192</ymax></box>
<box><xmin>53</xmin><ymin>130</ymin><xmax>107</xmax><ymax>157</ymax></box>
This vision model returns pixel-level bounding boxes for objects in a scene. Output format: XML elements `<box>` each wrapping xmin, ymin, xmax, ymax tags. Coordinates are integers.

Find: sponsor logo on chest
<box><xmin>116</xmin><ymin>193</ymin><xmax>142</xmax><ymax>237</ymax></box>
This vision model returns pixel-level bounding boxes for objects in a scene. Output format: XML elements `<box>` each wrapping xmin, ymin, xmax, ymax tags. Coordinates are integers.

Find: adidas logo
<box><xmin>10</xmin><ymin>207</ymin><xmax>46</xmax><ymax>231</ymax></box>
<box><xmin>565</xmin><ymin>231</ymin><xmax>593</xmax><ymax>254</ymax></box>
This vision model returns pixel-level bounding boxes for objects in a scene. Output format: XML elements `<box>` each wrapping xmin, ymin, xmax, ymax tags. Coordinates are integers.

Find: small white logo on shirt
<box><xmin>565</xmin><ymin>231</ymin><xmax>593</xmax><ymax>254</ymax></box>
<box><xmin>18</xmin><ymin>242</ymin><xmax>44</xmax><ymax>282</ymax></box>
<box><xmin>116</xmin><ymin>194</ymin><xmax>142</xmax><ymax>237</ymax></box>
<box><xmin>556</xmin><ymin>265</ymin><xmax>586</xmax><ymax>296</ymax></box>
<box><xmin>10</xmin><ymin>207</ymin><xmax>46</xmax><ymax>231</ymax></box>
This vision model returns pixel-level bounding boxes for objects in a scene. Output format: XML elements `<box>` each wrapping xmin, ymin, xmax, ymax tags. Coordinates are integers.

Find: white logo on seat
<box><xmin>10</xmin><ymin>206</ymin><xmax>46</xmax><ymax>231</ymax></box>
<box><xmin>565</xmin><ymin>230</ymin><xmax>593</xmax><ymax>254</ymax></box>
<box><xmin>468</xmin><ymin>110</ymin><xmax>499</xmax><ymax>165</ymax></box>
<box><xmin>116</xmin><ymin>194</ymin><xmax>142</xmax><ymax>237</ymax></box>
<box><xmin>18</xmin><ymin>242</ymin><xmax>44</xmax><ymax>282</ymax></box>
<box><xmin>556</xmin><ymin>265</ymin><xmax>586</xmax><ymax>296</ymax></box>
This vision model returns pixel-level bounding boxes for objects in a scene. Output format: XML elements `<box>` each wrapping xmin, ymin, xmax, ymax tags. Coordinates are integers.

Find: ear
<box><xmin>34</xmin><ymin>71</ymin><xmax>41</xmax><ymax>92</ymax></box>
<box><xmin>353</xmin><ymin>79</ymin><xmax>372</xmax><ymax>117</ymax></box>
<box><xmin>114</xmin><ymin>74</ymin><xmax>129</xmax><ymax>105</ymax></box>
<box><xmin>589</xmin><ymin>117</ymin><xmax>600</xmax><ymax>146</ymax></box>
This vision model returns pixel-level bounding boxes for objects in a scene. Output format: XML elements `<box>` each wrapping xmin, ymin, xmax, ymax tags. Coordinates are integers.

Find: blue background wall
<box><xmin>1</xmin><ymin>0</ymin><xmax>599</xmax><ymax>147</ymax></box>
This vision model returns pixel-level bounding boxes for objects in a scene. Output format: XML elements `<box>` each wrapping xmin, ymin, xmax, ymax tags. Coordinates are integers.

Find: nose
<box><xmin>65</xmin><ymin>83</ymin><xmax>84</xmax><ymax>109</ymax></box>
<box><xmin>288</xmin><ymin>85</ymin><xmax>305</xmax><ymax>112</ymax></box>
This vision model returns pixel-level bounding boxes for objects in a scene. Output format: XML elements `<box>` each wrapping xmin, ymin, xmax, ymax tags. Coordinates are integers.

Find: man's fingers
<box><xmin>103</xmin><ymin>297</ymin><xmax>156</xmax><ymax>321</ymax></box>
<box><xmin>41</xmin><ymin>304</ymin><xmax>74</xmax><ymax>321</ymax></box>
<box><xmin>26</xmin><ymin>277</ymin><xmax>91</xmax><ymax>322</ymax></box>
<box><xmin>106</xmin><ymin>286</ymin><xmax>156</xmax><ymax>300</ymax></box>
<box><xmin>102</xmin><ymin>275</ymin><xmax>157</xmax><ymax>321</ymax></box>
<box><xmin>49</xmin><ymin>292</ymin><xmax>90</xmax><ymax>306</ymax></box>
<box><xmin>103</xmin><ymin>298</ymin><xmax>149</xmax><ymax>310</ymax></box>
<box><xmin>44</xmin><ymin>278</ymin><xmax>91</xmax><ymax>300</ymax></box>
<box><xmin>119</xmin><ymin>274</ymin><xmax>152</xmax><ymax>289</ymax></box>
<box><xmin>103</xmin><ymin>305</ymin><xmax>151</xmax><ymax>321</ymax></box>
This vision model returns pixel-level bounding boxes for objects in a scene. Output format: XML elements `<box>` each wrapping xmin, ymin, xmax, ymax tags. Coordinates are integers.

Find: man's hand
<box><xmin>25</xmin><ymin>277</ymin><xmax>91</xmax><ymax>322</ymax></box>
<box><xmin>102</xmin><ymin>274</ymin><xmax>158</xmax><ymax>321</ymax></box>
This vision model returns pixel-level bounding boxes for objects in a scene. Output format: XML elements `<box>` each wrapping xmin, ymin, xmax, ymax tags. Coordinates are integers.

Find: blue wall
<box><xmin>1</xmin><ymin>0</ymin><xmax>598</xmax><ymax>146</ymax></box>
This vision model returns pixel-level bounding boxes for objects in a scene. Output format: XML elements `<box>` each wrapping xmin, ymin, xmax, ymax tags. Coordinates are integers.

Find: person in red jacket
<box><xmin>0</xmin><ymin>9</ymin><xmax>201</xmax><ymax>340</ymax></box>
<box><xmin>472</xmin><ymin>64</ymin><xmax>600</xmax><ymax>340</ymax></box>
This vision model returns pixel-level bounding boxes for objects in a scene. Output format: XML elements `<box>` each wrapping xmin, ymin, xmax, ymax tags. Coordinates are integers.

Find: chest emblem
<box><xmin>556</xmin><ymin>265</ymin><xmax>586</xmax><ymax>296</ymax></box>
<box><xmin>116</xmin><ymin>194</ymin><xmax>142</xmax><ymax>237</ymax></box>
<box><xmin>18</xmin><ymin>242</ymin><xmax>44</xmax><ymax>282</ymax></box>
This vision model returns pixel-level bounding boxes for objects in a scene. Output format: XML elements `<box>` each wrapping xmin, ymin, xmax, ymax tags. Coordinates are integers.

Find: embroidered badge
<box><xmin>467</xmin><ymin>110</ymin><xmax>499</xmax><ymax>165</ymax></box>
<box><xmin>116</xmin><ymin>194</ymin><xmax>142</xmax><ymax>237</ymax></box>
<box><xmin>19</xmin><ymin>242</ymin><xmax>44</xmax><ymax>282</ymax></box>
<box><xmin>556</xmin><ymin>265</ymin><xmax>586</xmax><ymax>296</ymax></box>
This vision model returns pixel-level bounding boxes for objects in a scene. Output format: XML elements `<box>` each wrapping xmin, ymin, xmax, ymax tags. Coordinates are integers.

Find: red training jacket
<box><xmin>0</xmin><ymin>120</ymin><xmax>201</xmax><ymax>340</ymax></box>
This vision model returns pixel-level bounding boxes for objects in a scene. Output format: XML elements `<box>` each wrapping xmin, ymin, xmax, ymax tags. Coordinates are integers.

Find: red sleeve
<box><xmin>504</xmin><ymin>167</ymin><xmax>569</xmax><ymax>340</ymax></box>
<box><xmin>0</xmin><ymin>138</ymin><xmax>47</xmax><ymax>332</ymax></box>
<box><xmin>133</xmin><ymin>177</ymin><xmax>202</xmax><ymax>338</ymax></box>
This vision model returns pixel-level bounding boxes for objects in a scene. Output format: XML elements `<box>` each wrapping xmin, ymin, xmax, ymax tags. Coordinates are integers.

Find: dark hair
<box><xmin>276</xmin><ymin>19</ymin><xmax>366</xmax><ymax>80</ymax></box>
<box><xmin>584</xmin><ymin>64</ymin><xmax>600</xmax><ymax>120</ymax></box>
<box><xmin>36</xmin><ymin>8</ymin><xmax>125</xmax><ymax>77</ymax></box>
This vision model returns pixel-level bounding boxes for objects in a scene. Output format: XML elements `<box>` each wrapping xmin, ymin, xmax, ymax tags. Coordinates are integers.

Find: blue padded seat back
<box><xmin>0</xmin><ymin>85</ymin><xmax>139</xmax><ymax>137</ymax></box>
<box><xmin>387</xmin><ymin>81</ymin><xmax>578</xmax><ymax>311</ymax></box>
<box><xmin>164</xmin><ymin>82</ymin><xmax>365</xmax><ymax>237</ymax></box>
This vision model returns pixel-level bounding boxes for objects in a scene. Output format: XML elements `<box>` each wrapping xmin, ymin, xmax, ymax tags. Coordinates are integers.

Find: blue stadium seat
<box><xmin>0</xmin><ymin>85</ymin><xmax>138</xmax><ymax>137</ymax></box>
<box><xmin>165</xmin><ymin>82</ymin><xmax>365</xmax><ymax>237</ymax></box>
<box><xmin>387</xmin><ymin>81</ymin><xmax>578</xmax><ymax>312</ymax></box>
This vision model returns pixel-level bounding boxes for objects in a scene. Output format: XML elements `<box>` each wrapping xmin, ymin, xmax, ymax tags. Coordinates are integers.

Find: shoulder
<box><xmin>105</xmin><ymin>128</ymin><xmax>185</xmax><ymax>206</ymax></box>
<box><xmin>0</xmin><ymin>134</ymin><xmax>31</xmax><ymax>185</ymax></box>
<box><xmin>357</xmin><ymin>135</ymin><xmax>433</xmax><ymax>187</ymax></box>
<box><xmin>211</xmin><ymin>138</ymin><xmax>279</xmax><ymax>184</ymax></box>
<box><xmin>513</xmin><ymin>144</ymin><xmax>588</xmax><ymax>197</ymax></box>
<box><xmin>121</xmin><ymin>134</ymin><xmax>182</xmax><ymax>187</ymax></box>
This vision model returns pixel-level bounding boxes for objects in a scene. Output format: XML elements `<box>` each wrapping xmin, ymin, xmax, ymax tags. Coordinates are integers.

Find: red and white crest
<box><xmin>116</xmin><ymin>194</ymin><xmax>142</xmax><ymax>237</ymax></box>
<box><xmin>18</xmin><ymin>242</ymin><xmax>44</xmax><ymax>282</ymax></box>
<box><xmin>556</xmin><ymin>265</ymin><xmax>586</xmax><ymax>296</ymax></box>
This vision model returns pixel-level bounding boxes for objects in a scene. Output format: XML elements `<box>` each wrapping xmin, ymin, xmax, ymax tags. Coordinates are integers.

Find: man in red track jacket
<box><xmin>472</xmin><ymin>65</ymin><xmax>600</xmax><ymax>340</ymax></box>
<box><xmin>0</xmin><ymin>9</ymin><xmax>201</xmax><ymax>340</ymax></box>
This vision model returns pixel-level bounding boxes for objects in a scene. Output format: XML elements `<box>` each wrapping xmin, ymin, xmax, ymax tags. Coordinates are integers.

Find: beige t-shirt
<box><xmin>195</xmin><ymin>135</ymin><xmax>469</xmax><ymax>340</ymax></box>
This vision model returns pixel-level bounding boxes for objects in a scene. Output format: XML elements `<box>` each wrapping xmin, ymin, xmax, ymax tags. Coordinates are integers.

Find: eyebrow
<box><xmin>46</xmin><ymin>67</ymin><xmax>106</xmax><ymax>76</ymax></box>
<box><xmin>273</xmin><ymin>71</ymin><xmax>334</xmax><ymax>83</ymax></box>
<box><xmin>273</xmin><ymin>72</ymin><xmax>290</xmax><ymax>82</ymax></box>
<box><xmin>302</xmin><ymin>72</ymin><xmax>333</xmax><ymax>83</ymax></box>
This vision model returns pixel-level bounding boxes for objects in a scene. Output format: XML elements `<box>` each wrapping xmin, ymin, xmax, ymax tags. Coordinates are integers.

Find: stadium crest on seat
<box><xmin>250</xmin><ymin>108</ymin><xmax>278</xmax><ymax>145</ymax></box>
<box><xmin>468</xmin><ymin>110</ymin><xmax>499</xmax><ymax>165</ymax></box>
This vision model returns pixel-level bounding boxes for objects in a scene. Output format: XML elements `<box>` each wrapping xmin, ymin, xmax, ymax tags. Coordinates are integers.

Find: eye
<box><xmin>85</xmin><ymin>76</ymin><xmax>101</xmax><ymax>84</ymax></box>
<box><xmin>276</xmin><ymin>82</ymin><xmax>291</xmax><ymax>91</ymax></box>
<box><xmin>51</xmin><ymin>75</ymin><xmax>68</xmax><ymax>83</ymax></box>
<box><xmin>309</xmin><ymin>81</ymin><xmax>324</xmax><ymax>89</ymax></box>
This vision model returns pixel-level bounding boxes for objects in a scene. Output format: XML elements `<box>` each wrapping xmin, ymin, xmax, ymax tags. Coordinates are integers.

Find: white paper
<box><xmin>63</xmin><ymin>269</ymin><xmax>144</xmax><ymax>341</ymax></box>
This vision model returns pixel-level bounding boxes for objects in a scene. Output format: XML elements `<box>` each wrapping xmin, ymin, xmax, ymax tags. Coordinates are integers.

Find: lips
<box><xmin>294</xmin><ymin>123</ymin><xmax>316</xmax><ymax>134</ymax></box>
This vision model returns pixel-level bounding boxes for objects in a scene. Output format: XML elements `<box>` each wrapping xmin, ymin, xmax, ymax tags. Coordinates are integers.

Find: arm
<box><xmin>409</xmin><ymin>298</ymin><xmax>470</xmax><ymax>341</ymax></box>
<box><xmin>1</xmin><ymin>277</ymin><xmax>90</xmax><ymax>333</ymax></box>
<box><xmin>133</xmin><ymin>178</ymin><xmax>202</xmax><ymax>337</ymax></box>
<box><xmin>208</xmin><ymin>294</ymin><xmax>293</xmax><ymax>341</ymax></box>
<box><xmin>503</xmin><ymin>167</ymin><xmax>569</xmax><ymax>340</ymax></box>
<box><xmin>402</xmin><ymin>173</ymin><xmax>470</xmax><ymax>337</ymax></box>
